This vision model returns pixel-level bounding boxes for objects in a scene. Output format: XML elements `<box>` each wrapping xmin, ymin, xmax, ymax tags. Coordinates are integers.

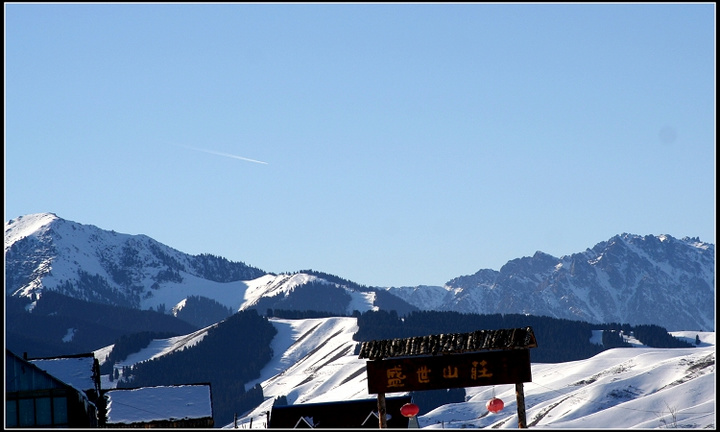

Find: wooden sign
<box><xmin>366</xmin><ymin>349</ymin><xmax>531</xmax><ymax>394</ymax></box>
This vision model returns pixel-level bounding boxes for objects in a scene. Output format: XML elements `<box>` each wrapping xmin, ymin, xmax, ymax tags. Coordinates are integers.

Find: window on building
<box><xmin>53</xmin><ymin>397</ymin><xmax>68</xmax><ymax>425</ymax></box>
<box><xmin>36</xmin><ymin>397</ymin><xmax>52</xmax><ymax>426</ymax></box>
<box><xmin>18</xmin><ymin>398</ymin><xmax>35</xmax><ymax>427</ymax></box>
<box><xmin>6</xmin><ymin>400</ymin><xmax>18</xmax><ymax>427</ymax></box>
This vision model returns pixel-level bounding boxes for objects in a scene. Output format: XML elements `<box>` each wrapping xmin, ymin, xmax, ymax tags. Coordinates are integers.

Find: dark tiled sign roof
<box><xmin>358</xmin><ymin>327</ymin><xmax>537</xmax><ymax>360</ymax></box>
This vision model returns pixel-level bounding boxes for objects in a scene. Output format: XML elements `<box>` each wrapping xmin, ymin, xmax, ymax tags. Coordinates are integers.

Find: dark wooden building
<box><xmin>27</xmin><ymin>351</ymin><xmax>104</xmax><ymax>423</ymax></box>
<box><xmin>268</xmin><ymin>396</ymin><xmax>413</xmax><ymax>428</ymax></box>
<box><xmin>6</xmin><ymin>349</ymin><xmax>98</xmax><ymax>428</ymax></box>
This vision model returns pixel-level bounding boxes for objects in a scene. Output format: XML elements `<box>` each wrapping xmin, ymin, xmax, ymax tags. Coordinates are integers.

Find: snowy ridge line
<box><xmin>6</xmin><ymin>213</ymin><xmax>714</xmax><ymax>332</ymax></box>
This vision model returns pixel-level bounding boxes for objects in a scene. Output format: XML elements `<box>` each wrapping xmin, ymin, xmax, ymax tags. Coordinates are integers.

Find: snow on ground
<box><xmin>672</xmin><ymin>331</ymin><xmax>715</xmax><ymax>347</ymax></box>
<box><xmin>90</xmin><ymin>315</ymin><xmax>715</xmax><ymax>429</ymax></box>
<box><xmin>443</xmin><ymin>343</ymin><xmax>715</xmax><ymax>429</ymax></box>
<box><xmin>94</xmin><ymin>323</ymin><xmax>215</xmax><ymax>389</ymax></box>
<box><xmin>244</xmin><ymin>317</ymin><xmax>378</xmax><ymax>405</ymax></box>
<box><xmin>141</xmin><ymin>273</ymin><xmax>252</xmax><ymax>313</ymax></box>
<box><xmin>233</xmin><ymin>316</ymin><xmax>408</xmax><ymax>429</ymax></box>
<box><xmin>230</xmin><ymin>323</ymin><xmax>715</xmax><ymax>429</ymax></box>
<box><xmin>241</xmin><ymin>274</ymin><xmax>315</xmax><ymax>310</ymax></box>
<box><xmin>346</xmin><ymin>290</ymin><xmax>378</xmax><ymax>313</ymax></box>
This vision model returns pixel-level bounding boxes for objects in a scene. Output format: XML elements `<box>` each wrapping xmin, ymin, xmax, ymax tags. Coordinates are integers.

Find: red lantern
<box><xmin>486</xmin><ymin>397</ymin><xmax>504</xmax><ymax>413</ymax></box>
<box><xmin>400</xmin><ymin>403</ymin><xmax>420</xmax><ymax>418</ymax></box>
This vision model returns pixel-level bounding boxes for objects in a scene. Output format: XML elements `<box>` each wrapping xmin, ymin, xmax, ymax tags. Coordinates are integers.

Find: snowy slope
<box><xmin>91</xmin><ymin>315</ymin><xmax>715</xmax><ymax>429</ymax></box>
<box><xmin>244</xmin><ymin>317</ymin><xmax>369</xmax><ymax>405</ymax></box>
<box><xmin>428</xmin><ymin>332</ymin><xmax>715</xmax><ymax>429</ymax></box>
<box><xmin>95</xmin><ymin>324</ymin><xmax>215</xmax><ymax>390</ymax></box>
<box><xmin>229</xmin><ymin>320</ymin><xmax>715</xmax><ymax>429</ymax></box>
<box><xmin>240</xmin><ymin>325</ymin><xmax>716</xmax><ymax>429</ymax></box>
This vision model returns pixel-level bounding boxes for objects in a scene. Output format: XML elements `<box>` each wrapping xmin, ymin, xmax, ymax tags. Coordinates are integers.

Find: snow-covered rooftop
<box><xmin>105</xmin><ymin>384</ymin><xmax>213</xmax><ymax>425</ymax></box>
<box><xmin>29</xmin><ymin>355</ymin><xmax>97</xmax><ymax>392</ymax></box>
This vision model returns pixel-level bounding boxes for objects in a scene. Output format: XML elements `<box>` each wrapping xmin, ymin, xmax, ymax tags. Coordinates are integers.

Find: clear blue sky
<box><xmin>5</xmin><ymin>3</ymin><xmax>716</xmax><ymax>288</ymax></box>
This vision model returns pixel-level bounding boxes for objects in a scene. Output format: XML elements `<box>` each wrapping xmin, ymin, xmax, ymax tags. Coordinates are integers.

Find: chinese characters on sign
<box><xmin>386</xmin><ymin>365</ymin><xmax>406</xmax><ymax>388</ymax></box>
<box><xmin>366</xmin><ymin>349</ymin><xmax>531</xmax><ymax>394</ymax></box>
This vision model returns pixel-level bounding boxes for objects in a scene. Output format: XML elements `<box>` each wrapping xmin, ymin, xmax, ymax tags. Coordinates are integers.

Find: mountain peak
<box><xmin>4</xmin><ymin>212</ymin><xmax>60</xmax><ymax>248</ymax></box>
<box><xmin>4</xmin><ymin>213</ymin><xmax>269</xmax><ymax>311</ymax></box>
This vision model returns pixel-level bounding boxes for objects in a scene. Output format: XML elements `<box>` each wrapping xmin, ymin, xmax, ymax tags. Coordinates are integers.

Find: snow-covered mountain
<box><xmin>5</xmin><ymin>213</ymin><xmax>715</xmax><ymax>331</ymax></box>
<box><xmin>94</xmin><ymin>316</ymin><xmax>716</xmax><ymax>429</ymax></box>
<box><xmin>388</xmin><ymin>234</ymin><xmax>715</xmax><ymax>331</ymax></box>
<box><xmin>4</xmin><ymin>213</ymin><xmax>388</xmax><ymax>318</ymax></box>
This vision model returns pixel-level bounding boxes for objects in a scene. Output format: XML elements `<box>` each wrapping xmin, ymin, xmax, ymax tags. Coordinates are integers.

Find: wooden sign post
<box><xmin>360</xmin><ymin>327</ymin><xmax>538</xmax><ymax>429</ymax></box>
<box><xmin>376</xmin><ymin>392</ymin><xmax>387</xmax><ymax>428</ymax></box>
<box><xmin>516</xmin><ymin>382</ymin><xmax>527</xmax><ymax>428</ymax></box>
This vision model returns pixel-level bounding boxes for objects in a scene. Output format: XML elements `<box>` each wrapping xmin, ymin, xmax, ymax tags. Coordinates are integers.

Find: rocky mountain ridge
<box><xmin>389</xmin><ymin>234</ymin><xmax>714</xmax><ymax>331</ymax></box>
<box><xmin>5</xmin><ymin>213</ymin><xmax>715</xmax><ymax>331</ymax></box>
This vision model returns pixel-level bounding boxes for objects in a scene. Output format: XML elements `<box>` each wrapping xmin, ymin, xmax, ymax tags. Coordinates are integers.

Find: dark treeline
<box><xmin>353</xmin><ymin>310</ymin><xmax>693</xmax><ymax>363</ymax></box>
<box><xmin>633</xmin><ymin>324</ymin><xmax>694</xmax><ymax>348</ymax></box>
<box><xmin>601</xmin><ymin>329</ymin><xmax>632</xmax><ymax>348</ymax></box>
<box><xmin>99</xmin><ymin>331</ymin><xmax>178</xmax><ymax>376</ymax></box>
<box><xmin>173</xmin><ymin>295</ymin><xmax>235</xmax><ymax>328</ymax></box>
<box><xmin>5</xmin><ymin>290</ymin><xmax>196</xmax><ymax>358</ymax></box>
<box><xmin>189</xmin><ymin>253</ymin><xmax>267</xmax><ymax>283</ymax></box>
<box><xmin>117</xmin><ymin>310</ymin><xmax>277</xmax><ymax>426</ymax></box>
<box><xmin>294</xmin><ymin>269</ymin><xmax>369</xmax><ymax>291</ymax></box>
<box><xmin>250</xmin><ymin>281</ymin><xmax>352</xmax><ymax>316</ymax></box>
<box><xmin>353</xmin><ymin>310</ymin><xmax>604</xmax><ymax>363</ymax></box>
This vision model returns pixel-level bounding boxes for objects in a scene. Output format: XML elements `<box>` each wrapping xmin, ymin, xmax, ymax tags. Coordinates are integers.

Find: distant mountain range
<box><xmin>5</xmin><ymin>213</ymin><xmax>715</xmax><ymax>335</ymax></box>
<box><xmin>388</xmin><ymin>233</ymin><xmax>715</xmax><ymax>332</ymax></box>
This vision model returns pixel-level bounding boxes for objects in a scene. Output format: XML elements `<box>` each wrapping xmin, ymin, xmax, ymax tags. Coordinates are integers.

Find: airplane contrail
<box><xmin>178</xmin><ymin>144</ymin><xmax>269</xmax><ymax>165</ymax></box>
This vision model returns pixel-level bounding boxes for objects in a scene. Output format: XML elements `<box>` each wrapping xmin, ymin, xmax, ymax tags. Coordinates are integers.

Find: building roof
<box><xmin>28</xmin><ymin>353</ymin><xmax>97</xmax><ymax>393</ymax></box>
<box><xmin>358</xmin><ymin>326</ymin><xmax>538</xmax><ymax>360</ymax></box>
<box><xmin>6</xmin><ymin>350</ymin><xmax>76</xmax><ymax>394</ymax></box>
<box><xmin>104</xmin><ymin>384</ymin><xmax>213</xmax><ymax>425</ymax></box>
<box><xmin>269</xmin><ymin>396</ymin><xmax>412</xmax><ymax>429</ymax></box>
<box><xmin>6</xmin><ymin>350</ymin><xmax>98</xmax><ymax>428</ymax></box>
